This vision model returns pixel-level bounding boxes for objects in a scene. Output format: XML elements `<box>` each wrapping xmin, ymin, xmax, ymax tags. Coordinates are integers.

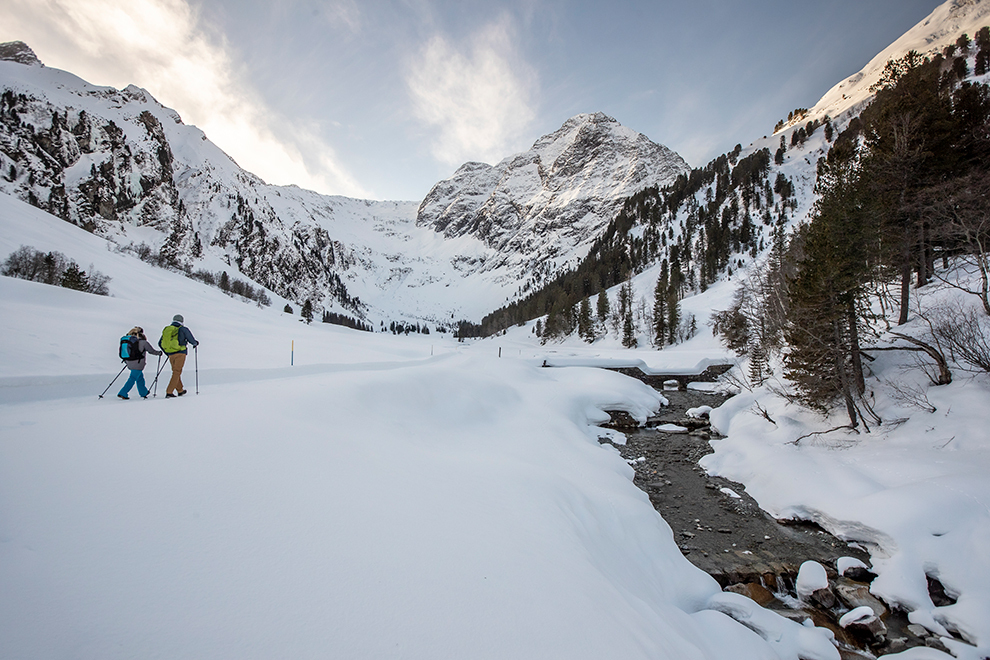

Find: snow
<box><xmin>0</xmin><ymin>193</ymin><xmax>840</xmax><ymax>659</ymax></box>
<box><xmin>839</xmin><ymin>607</ymin><xmax>877</xmax><ymax>628</ymax></box>
<box><xmin>837</xmin><ymin>557</ymin><xmax>869</xmax><ymax>576</ymax></box>
<box><xmin>720</xmin><ymin>488</ymin><xmax>742</xmax><ymax>500</ymax></box>
<box><xmin>796</xmin><ymin>561</ymin><xmax>830</xmax><ymax>598</ymax></box>
<box><xmin>3</xmin><ymin>4</ymin><xmax>990</xmax><ymax>657</ymax></box>
<box><xmin>808</xmin><ymin>0</ymin><xmax>990</xmax><ymax>126</ymax></box>
<box><xmin>687</xmin><ymin>405</ymin><xmax>713</xmax><ymax>419</ymax></box>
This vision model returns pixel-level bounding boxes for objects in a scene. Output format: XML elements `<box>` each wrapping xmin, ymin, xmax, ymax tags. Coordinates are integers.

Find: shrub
<box><xmin>1</xmin><ymin>245</ymin><xmax>111</xmax><ymax>295</ymax></box>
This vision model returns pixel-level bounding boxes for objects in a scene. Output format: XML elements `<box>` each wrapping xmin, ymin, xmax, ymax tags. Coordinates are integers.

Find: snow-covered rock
<box><xmin>796</xmin><ymin>561</ymin><xmax>835</xmax><ymax>608</ymax></box>
<box><xmin>0</xmin><ymin>41</ymin><xmax>42</xmax><ymax>67</ymax></box>
<box><xmin>836</xmin><ymin>556</ymin><xmax>869</xmax><ymax>577</ymax></box>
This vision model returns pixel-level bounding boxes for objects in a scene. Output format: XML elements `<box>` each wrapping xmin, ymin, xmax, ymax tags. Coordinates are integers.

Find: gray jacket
<box><xmin>125</xmin><ymin>338</ymin><xmax>163</xmax><ymax>370</ymax></box>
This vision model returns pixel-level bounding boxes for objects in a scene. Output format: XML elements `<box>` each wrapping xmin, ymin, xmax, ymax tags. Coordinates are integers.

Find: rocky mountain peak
<box><xmin>530</xmin><ymin>111</ymin><xmax>621</xmax><ymax>152</ymax></box>
<box><xmin>415</xmin><ymin>113</ymin><xmax>689</xmax><ymax>285</ymax></box>
<box><xmin>0</xmin><ymin>42</ymin><xmax>43</xmax><ymax>67</ymax></box>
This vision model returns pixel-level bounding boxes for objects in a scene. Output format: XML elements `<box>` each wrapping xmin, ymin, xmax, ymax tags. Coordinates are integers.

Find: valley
<box><xmin>3</xmin><ymin>1</ymin><xmax>990</xmax><ymax>659</ymax></box>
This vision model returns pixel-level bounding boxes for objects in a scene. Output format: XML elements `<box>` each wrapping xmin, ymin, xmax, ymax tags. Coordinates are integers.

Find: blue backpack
<box><xmin>119</xmin><ymin>335</ymin><xmax>143</xmax><ymax>361</ymax></box>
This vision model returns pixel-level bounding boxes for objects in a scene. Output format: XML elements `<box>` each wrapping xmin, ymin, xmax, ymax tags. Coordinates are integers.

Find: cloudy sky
<box><xmin>2</xmin><ymin>0</ymin><xmax>944</xmax><ymax>201</ymax></box>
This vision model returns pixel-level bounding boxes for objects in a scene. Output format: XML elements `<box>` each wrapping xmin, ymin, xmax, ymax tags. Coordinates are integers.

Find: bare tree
<box><xmin>932</xmin><ymin>300</ymin><xmax>990</xmax><ymax>374</ymax></box>
<box><xmin>926</xmin><ymin>171</ymin><xmax>990</xmax><ymax>316</ymax></box>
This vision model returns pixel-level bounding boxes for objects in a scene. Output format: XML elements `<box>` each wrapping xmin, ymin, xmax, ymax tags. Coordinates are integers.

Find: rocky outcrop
<box><xmin>0</xmin><ymin>87</ymin><xmax>181</xmax><ymax>234</ymax></box>
<box><xmin>0</xmin><ymin>42</ymin><xmax>42</xmax><ymax>67</ymax></box>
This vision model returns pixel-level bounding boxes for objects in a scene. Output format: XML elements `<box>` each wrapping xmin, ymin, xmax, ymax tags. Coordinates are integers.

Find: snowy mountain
<box><xmin>417</xmin><ymin>112</ymin><xmax>689</xmax><ymax>282</ymax></box>
<box><xmin>503</xmin><ymin>0</ymin><xmax>990</xmax><ymax>345</ymax></box>
<box><xmin>0</xmin><ymin>47</ymin><xmax>687</xmax><ymax>326</ymax></box>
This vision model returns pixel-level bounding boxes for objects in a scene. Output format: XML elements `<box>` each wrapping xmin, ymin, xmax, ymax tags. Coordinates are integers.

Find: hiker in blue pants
<box><xmin>118</xmin><ymin>327</ymin><xmax>162</xmax><ymax>400</ymax></box>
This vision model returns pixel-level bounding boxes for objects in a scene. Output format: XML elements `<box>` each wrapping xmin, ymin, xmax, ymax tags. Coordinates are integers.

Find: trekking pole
<box><xmin>98</xmin><ymin>365</ymin><xmax>128</xmax><ymax>399</ymax></box>
<box><xmin>151</xmin><ymin>354</ymin><xmax>167</xmax><ymax>397</ymax></box>
<box><xmin>195</xmin><ymin>346</ymin><xmax>199</xmax><ymax>394</ymax></box>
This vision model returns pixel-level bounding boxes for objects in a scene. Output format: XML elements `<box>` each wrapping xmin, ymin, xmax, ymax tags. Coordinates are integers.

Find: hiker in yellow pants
<box><xmin>159</xmin><ymin>314</ymin><xmax>199</xmax><ymax>398</ymax></box>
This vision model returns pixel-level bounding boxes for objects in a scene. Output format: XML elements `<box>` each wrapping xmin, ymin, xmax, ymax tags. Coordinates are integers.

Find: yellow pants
<box><xmin>167</xmin><ymin>353</ymin><xmax>187</xmax><ymax>394</ymax></box>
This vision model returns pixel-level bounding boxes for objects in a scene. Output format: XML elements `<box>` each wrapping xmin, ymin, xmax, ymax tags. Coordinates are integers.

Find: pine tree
<box><xmin>748</xmin><ymin>342</ymin><xmax>768</xmax><ymax>386</ymax></box>
<box><xmin>667</xmin><ymin>298</ymin><xmax>680</xmax><ymax>346</ymax></box>
<box><xmin>301</xmin><ymin>300</ymin><xmax>314</xmax><ymax>324</ymax></box>
<box><xmin>862</xmin><ymin>51</ymin><xmax>956</xmax><ymax>324</ymax></box>
<box><xmin>219</xmin><ymin>271</ymin><xmax>230</xmax><ymax>292</ymax></box>
<box><xmin>784</xmin><ymin>149</ymin><xmax>870</xmax><ymax>425</ymax></box>
<box><xmin>612</xmin><ymin>281</ymin><xmax>628</xmax><ymax>336</ymax></box>
<box><xmin>622</xmin><ymin>308</ymin><xmax>637</xmax><ymax>348</ymax></box>
<box><xmin>60</xmin><ymin>262</ymin><xmax>88</xmax><ymax>291</ymax></box>
<box><xmin>652</xmin><ymin>270</ymin><xmax>668</xmax><ymax>348</ymax></box>
<box><xmin>577</xmin><ymin>296</ymin><xmax>594</xmax><ymax>342</ymax></box>
<box><xmin>562</xmin><ymin>300</ymin><xmax>577</xmax><ymax>336</ymax></box>
<box><xmin>544</xmin><ymin>302</ymin><xmax>564</xmax><ymax>341</ymax></box>
<box><xmin>596</xmin><ymin>287</ymin><xmax>610</xmax><ymax>332</ymax></box>
<box><xmin>609</xmin><ymin>279</ymin><xmax>634</xmax><ymax>347</ymax></box>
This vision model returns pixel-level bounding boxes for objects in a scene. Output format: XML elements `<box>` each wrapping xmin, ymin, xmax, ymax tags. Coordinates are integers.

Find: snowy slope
<box><xmin>808</xmin><ymin>0</ymin><xmax>990</xmax><ymax>126</ymax></box>
<box><xmin>0</xmin><ymin>192</ymin><xmax>839</xmax><ymax>660</ymax></box>
<box><xmin>3</xmin><ymin>3</ymin><xmax>990</xmax><ymax>658</ymax></box>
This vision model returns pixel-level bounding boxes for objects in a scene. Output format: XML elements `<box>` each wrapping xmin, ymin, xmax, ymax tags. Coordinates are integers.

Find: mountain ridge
<box><xmin>0</xmin><ymin>50</ymin><xmax>690</xmax><ymax>325</ymax></box>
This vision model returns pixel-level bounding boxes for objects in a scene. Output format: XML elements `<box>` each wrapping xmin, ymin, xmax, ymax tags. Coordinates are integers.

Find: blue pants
<box><xmin>118</xmin><ymin>369</ymin><xmax>149</xmax><ymax>398</ymax></box>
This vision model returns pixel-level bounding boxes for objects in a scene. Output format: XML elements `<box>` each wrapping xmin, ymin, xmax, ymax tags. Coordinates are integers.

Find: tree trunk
<box><xmin>978</xmin><ymin>245</ymin><xmax>990</xmax><ymax>316</ymax></box>
<box><xmin>898</xmin><ymin>258</ymin><xmax>911</xmax><ymax>325</ymax></box>
<box><xmin>889</xmin><ymin>332</ymin><xmax>952</xmax><ymax>385</ymax></box>
<box><xmin>916</xmin><ymin>224</ymin><xmax>927</xmax><ymax>287</ymax></box>
<box><xmin>848</xmin><ymin>302</ymin><xmax>865</xmax><ymax>395</ymax></box>
<box><xmin>833</xmin><ymin>318</ymin><xmax>859</xmax><ymax>428</ymax></box>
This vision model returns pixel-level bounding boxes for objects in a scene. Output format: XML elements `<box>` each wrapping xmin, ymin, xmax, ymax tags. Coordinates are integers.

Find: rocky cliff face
<box><xmin>417</xmin><ymin>112</ymin><xmax>690</xmax><ymax>278</ymax></box>
<box><xmin>0</xmin><ymin>46</ymin><xmax>392</xmax><ymax>314</ymax></box>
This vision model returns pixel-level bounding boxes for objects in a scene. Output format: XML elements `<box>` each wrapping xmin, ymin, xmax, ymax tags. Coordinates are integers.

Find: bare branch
<box><xmin>753</xmin><ymin>401</ymin><xmax>777</xmax><ymax>425</ymax></box>
<box><xmin>789</xmin><ymin>425</ymin><xmax>860</xmax><ymax>446</ymax></box>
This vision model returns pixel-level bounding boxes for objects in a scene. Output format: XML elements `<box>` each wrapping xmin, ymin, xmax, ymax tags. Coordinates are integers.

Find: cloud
<box><xmin>319</xmin><ymin>0</ymin><xmax>363</xmax><ymax>34</ymax></box>
<box><xmin>406</xmin><ymin>17</ymin><xmax>538</xmax><ymax>166</ymax></box>
<box><xmin>0</xmin><ymin>0</ymin><xmax>368</xmax><ymax>197</ymax></box>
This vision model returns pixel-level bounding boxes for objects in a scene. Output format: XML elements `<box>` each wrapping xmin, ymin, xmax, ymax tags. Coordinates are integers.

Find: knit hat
<box><xmin>128</xmin><ymin>326</ymin><xmax>142</xmax><ymax>336</ymax></box>
<box><xmin>173</xmin><ymin>314</ymin><xmax>184</xmax><ymax>324</ymax></box>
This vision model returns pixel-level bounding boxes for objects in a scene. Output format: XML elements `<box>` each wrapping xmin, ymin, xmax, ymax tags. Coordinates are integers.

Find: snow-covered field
<box><xmin>0</xmin><ymin>194</ymin><xmax>844</xmax><ymax>659</ymax></box>
<box><xmin>3</xmin><ymin>173</ymin><xmax>990</xmax><ymax>660</ymax></box>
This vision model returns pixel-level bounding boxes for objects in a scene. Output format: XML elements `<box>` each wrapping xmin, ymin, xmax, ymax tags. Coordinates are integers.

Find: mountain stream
<box><xmin>600</xmin><ymin>384</ymin><xmax>951</xmax><ymax>659</ymax></box>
